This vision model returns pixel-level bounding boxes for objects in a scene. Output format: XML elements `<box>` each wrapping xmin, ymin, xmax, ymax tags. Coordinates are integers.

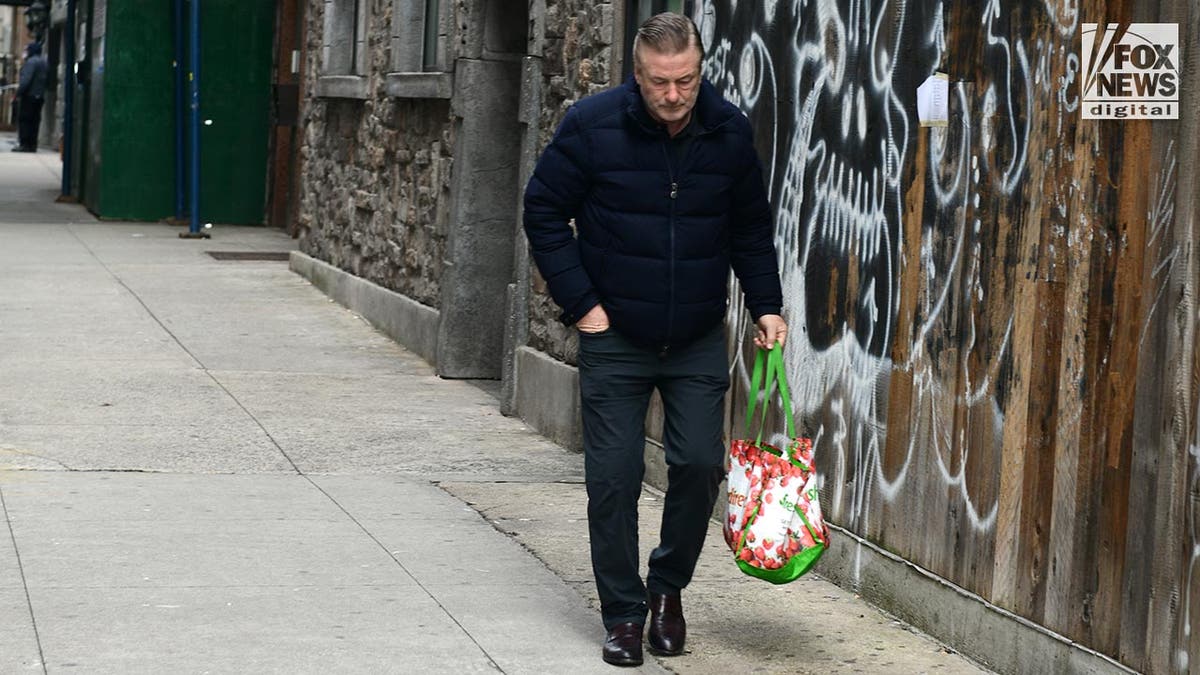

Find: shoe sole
<box><xmin>602</xmin><ymin>656</ymin><xmax>644</xmax><ymax>667</ymax></box>
<box><xmin>646</xmin><ymin>644</ymin><xmax>685</xmax><ymax>657</ymax></box>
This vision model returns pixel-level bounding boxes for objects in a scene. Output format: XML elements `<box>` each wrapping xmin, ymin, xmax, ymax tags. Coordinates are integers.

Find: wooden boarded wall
<box><xmin>694</xmin><ymin>0</ymin><xmax>1200</xmax><ymax>670</ymax></box>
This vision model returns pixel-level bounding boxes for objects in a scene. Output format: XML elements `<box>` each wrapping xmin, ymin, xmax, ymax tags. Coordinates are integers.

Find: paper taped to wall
<box><xmin>917</xmin><ymin>73</ymin><xmax>949</xmax><ymax>127</ymax></box>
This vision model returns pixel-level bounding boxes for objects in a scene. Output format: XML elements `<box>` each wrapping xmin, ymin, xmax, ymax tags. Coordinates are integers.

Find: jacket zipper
<box><xmin>662</xmin><ymin>141</ymin><xmax>677</xmax><ymax>357</ymax></box>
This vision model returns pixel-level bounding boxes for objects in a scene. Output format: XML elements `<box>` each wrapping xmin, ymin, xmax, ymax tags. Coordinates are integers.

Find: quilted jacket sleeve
<box><xmin>728</xmin><ymin>118</ymin><xmax>784</xmax><ymax>321</ymax></box>
<box><xmin>522</xmin><ymin>107</ymin><xmax>601</xmax><ymax>326</ymax></box>
<box><xmin>17</xmin><ymin>60</ymin><xmax>33</xmax><ymax>96</ymax></box>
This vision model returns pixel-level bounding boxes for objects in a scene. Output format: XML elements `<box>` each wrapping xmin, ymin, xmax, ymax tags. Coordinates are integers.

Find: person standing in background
<box><xmin>14</xmin><ymin>42</ymin><xmax>47</xmax><ymax>153</ymax></box>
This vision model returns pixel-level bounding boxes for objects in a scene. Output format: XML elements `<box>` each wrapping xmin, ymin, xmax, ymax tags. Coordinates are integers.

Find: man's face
<box><xmin>634</xmin><ymin>44</ymin><xmax>702</xmax><ymax>128</ymax></box>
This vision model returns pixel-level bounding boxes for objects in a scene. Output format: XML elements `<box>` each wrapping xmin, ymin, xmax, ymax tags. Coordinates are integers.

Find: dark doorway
<box><xmin>268</xmin><ymin>0</ymin><xmax>304</xmax><ymax>235</ymax></box>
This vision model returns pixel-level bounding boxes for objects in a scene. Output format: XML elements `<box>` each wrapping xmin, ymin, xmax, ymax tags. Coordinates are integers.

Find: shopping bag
<box><xmin>723</xmin><ymin>343</ymin><xmax>829</xmax><ymax>583</ymax></box>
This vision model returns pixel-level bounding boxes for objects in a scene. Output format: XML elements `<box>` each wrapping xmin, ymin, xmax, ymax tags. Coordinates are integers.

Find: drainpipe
<box><xmin>172</xmin><ymin>0</ymin><xmax>185</xmax><ymax>221</ymax></box>
<box><xmin>180</xmin><ymin>0</ymin><xmax>209</xmax><ymax>239</ymax></box>
<box><xmin>58</xmin><ymin>0</ymin><xmax>77</xmax><ymax>200</ymax></box>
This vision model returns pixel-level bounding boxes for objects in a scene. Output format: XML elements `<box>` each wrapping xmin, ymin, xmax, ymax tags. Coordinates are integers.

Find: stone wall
<box><xmin>298</xmin><ymin>0</ymin><xmax>617</xmax><ymax>362</ymax></box>
<box><xmin>524</xmin><ymin>0</ymin><xmax>617</xmax><ymax>364</ymax></box>
<box><xmin>297</xmin><ymin>0</ymin><xmax>455</xmax><ymax>308</ymax></box>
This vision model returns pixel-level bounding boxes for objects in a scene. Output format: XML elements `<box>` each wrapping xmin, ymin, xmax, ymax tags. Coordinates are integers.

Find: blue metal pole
<box><xmin>187</xmin><ymin>0</ymin><xmax>202</xmax><ymax>236</ymax></box>
<box><xmin>59</xmin><ymin>0</ymin><xmax>76</xmax><ymax>199</ymax></box>
<box><xmin>173</xmin><ymin>0</ymin><xmax>185</xmax><ymax>220</ymax></box>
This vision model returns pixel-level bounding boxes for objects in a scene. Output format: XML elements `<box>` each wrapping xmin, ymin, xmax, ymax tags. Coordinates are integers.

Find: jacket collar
<box><xmin>622</xmin><ymin>76</ymin><xmax>736</xmax><ymax>137</ymax></box>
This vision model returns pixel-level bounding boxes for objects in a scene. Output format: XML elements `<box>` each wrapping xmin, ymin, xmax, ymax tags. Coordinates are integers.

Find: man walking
<box><xmin>523</xmin><ymin>12</ymin><xmax>786</xmax><ymax>667</ymax></box>
<box><xmin>15</xmin><ymin>42</ymin><xmax>48</xmax><ymax>153</ymax></box>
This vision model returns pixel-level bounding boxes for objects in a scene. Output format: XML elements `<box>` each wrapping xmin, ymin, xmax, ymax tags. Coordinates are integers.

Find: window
<box><xmin>318</xmin><ymin>0</ymin><xmax>370</xmax><ymax>98</ymax></box>
<box><xmin>323</xmin><ymin>0</ymin><xmax>367</xmax><ymax>75</ymax></box>
<box><xmin>387</xmin><ymin>0</ymin><xmax>453</xmax><ymax>99</ymax></box>
<box><xmin>392</xmin><ymin>0</ymin><xmax>448</xmax><ymax>72</ymax></box>
<box><xmin>622</xmin><ymin>0</ymin><xmax>693</xmax><ymax>79</ymax></box>
<box><xmin>421</xmin><ymin>0</ymin><xmax>442</xmax><ymax>70</ymax></box>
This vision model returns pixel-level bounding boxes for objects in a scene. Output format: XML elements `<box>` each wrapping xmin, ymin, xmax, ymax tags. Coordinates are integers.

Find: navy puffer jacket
<box><xmin>523</xmin><ymin>78</ymin><xmax>782</xmax><ymax>352</ymax></box>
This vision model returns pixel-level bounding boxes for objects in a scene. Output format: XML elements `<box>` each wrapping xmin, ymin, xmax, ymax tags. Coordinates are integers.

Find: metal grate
<box><xmin>206</xmin><ymin>251</ymin><xmax>292</xmax><ymax>261</ymax></box>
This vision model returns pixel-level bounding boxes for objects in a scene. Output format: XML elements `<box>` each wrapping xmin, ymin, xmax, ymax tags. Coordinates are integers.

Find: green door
<box><xmin>198</xmin><ymin>1</ymin><xmax>275</xmax><ymax>225</ymax></box>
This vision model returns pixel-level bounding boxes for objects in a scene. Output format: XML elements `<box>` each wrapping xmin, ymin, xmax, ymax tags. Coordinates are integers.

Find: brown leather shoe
<box><xmin>602</xmin><ymin>622</ymin><xmax>644</xmax><ymax>666</ymax></box>
<box><xmin>648</xmin><ymin>592</ymin><xmax>686</xmax><ymax>656</ymax></box>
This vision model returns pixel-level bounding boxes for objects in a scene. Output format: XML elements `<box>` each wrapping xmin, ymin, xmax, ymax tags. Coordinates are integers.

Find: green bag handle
<box><xmin>742</xmin><ymin>343</ymin><xmax>797</xmax><ymax>445</ymax></box>
<box><xmin>743</xmin><ymin>348</ymin><xmax>768</xmax><ymax>436</ymax></box>
<box><xmin>772</xmin><ymin>344</ymin><xmax>797</xmax><ymax>440</ymax></box>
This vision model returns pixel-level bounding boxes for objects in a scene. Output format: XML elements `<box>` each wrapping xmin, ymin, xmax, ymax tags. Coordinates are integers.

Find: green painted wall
<box><xmin>81</xmin><ymin>0</ymin><xmax>274</xmax><ymax>224</ymax></box>
<box><xmin>197</xmin><ymin>1</ymin><xmax>275</xmax><ymax>225</ymax></box>
<box><xmin>95</xmin><ymin>0</ymin><xmax>175</xmax><ymax>220</ymax></box>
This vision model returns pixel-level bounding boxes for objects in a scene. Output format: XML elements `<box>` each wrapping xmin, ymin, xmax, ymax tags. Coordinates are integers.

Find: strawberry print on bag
<box><xmin>723</xmin><ymin>346</ymin><xmax>829</xmax><ymax>584</ymax></box>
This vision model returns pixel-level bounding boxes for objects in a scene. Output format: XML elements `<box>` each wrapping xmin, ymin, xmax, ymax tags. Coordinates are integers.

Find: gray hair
<box><xmin>632</xmin><ymin>12</ymin><xmax>703</xmax><ymax>67</ymax></box>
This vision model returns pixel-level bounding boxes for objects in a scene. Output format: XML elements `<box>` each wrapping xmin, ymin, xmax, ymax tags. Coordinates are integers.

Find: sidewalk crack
<box><xmin>0</xmin><ymin>485</ymin><xmax>49</xmax><ymax>673</ymax></box>
<box><xmin>63</xmin><ymin>225</ymin><xmax>305</xmax><ymax>476</ymax></box>
<box><xmin>304</xmin><ymin>478</ymin><xmax>506</xmax><ymax>674</ymax></box>
<box><xmin>0</xmin><ymin>447</ymin><xmax>73</xmax><ymax>471</ymax></box>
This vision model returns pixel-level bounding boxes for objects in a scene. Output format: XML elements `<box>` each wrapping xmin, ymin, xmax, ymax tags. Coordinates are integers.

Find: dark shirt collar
<box><xmin>670</xmin><ymin>113</ymin><xmax>700</xmax><ymax>139</ymax></box>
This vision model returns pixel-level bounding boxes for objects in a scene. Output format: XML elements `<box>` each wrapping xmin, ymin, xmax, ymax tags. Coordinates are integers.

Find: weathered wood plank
<box><xmin>1007</xmin><ymin>4</ymin><xmax>1074</xmax><ymax>626</ymax></box>
<box><xmin>991</xmin><ymin>160</ymin><xmax>1043</xmax><ymax>613</ymax></box>
<box><xmin>884</xmin><ymin>106</ymin><xmax>960</xmax><ymax>569</ymax></box>
<box><xmin>1086</xmin><ymin>117</ymin><xmax>1151</xmax><ymax>654</ymax></box>
<box><xmin>971</xmin><ymin>0</ymin><xmax>1059</xmax><ymax>614</ymax></box>
<box><xmin>1120</xmin><ymin>130</ymin><xmax>1183</xmax><ymax>672</ymax></box>
<box><xmin>875</xmin><ymin>124</ymin><xmax>930</xmax><ymax>550</ymax></box>
<box><xmin>1041</xmin><ymin>102</ymin><xmax>1104</xmax><ymax>639</ymax></box>
<box><xmin>947</xmin><ymin>85</ymin><xmax>1012</xmax><ymax>599</ymax></box>
<box><xmin>1063</xmin><ymin>149</ymin><xmax>1119</xmax><ymax>644</ymax></box>
<box><xmin>913</xmin><ymin>101</ymin><xmax>974</xmax><ymax>583</ymax></box>
<box><xmin>1142</xmin><ymin>1</ymin><xmax>1200</xmax><ymax>670</ymax></box>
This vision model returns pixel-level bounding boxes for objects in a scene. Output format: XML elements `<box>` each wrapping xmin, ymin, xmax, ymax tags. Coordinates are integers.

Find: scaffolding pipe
<box><xmin>184</xmin><ymin>0</ymin><xmax>204</xmax><ymax>237</ymax></box>
<box><xmin>59</xmin><ymin>0</ymin><xmax>76</xmax><ymax>199</ymax></box>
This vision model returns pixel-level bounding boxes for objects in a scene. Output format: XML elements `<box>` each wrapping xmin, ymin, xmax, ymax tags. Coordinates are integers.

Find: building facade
<box><xmin>293</xmin><ymin>1</ymin><xmax>1200</xmax><ymax>672</ymax></box>
<box><xmin>0</xmin><ymin>7</ymin><xmax>16</xmax><ymax>130</ymax></box>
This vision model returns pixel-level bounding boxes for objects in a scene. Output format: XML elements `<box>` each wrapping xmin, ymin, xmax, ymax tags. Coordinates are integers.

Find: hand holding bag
<box><xmin>723</xmin><ymin>344</ymin><xmax>830</xmax><ymax>583</ymax></box>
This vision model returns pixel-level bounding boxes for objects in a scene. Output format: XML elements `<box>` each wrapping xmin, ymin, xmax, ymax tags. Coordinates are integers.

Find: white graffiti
<box><xmin>1142</xmin><ymin>143</ymin><xmax>1178</xmax><ymax>350</ymax></box>
<box><xmin>985</xmin><ymin>0</ymin><xmax>1032</xmax><ymax>194</ymax></box>
<box><xmin>708</xmin><ymin>0</ymin><xmax>1034</xmax><ymax>534</ymax></box>
<box><xmin>1043</xmin><ymin>0</ymin><xmax>1079</xmax><ymax>37</ymax></box>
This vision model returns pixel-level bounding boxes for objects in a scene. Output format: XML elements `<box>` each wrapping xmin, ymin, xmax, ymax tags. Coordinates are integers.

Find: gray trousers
<box><xmin>577</xmin><ymin>325</ymin><xmax>729</xmax><ymax>629</ymax></box>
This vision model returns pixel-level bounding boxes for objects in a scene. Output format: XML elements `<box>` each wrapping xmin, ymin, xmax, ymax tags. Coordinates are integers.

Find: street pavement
<box><xmin>0</xmin><ymin>132</ymin><xmax>989</xmax><ymax>674</ymax></box>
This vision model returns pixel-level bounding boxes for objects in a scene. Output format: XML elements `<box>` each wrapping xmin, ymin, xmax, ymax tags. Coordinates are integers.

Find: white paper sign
<box><xmin>917</xmin><ymin>73</ymin><xmax>949</xmax><ymax>127</ymax></box>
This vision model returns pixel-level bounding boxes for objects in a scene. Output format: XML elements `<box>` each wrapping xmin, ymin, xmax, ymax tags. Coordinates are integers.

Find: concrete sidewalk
<box><xmin>0</xmin><ymin>135</ymin><xmax>987</xmax><ymax>673</ymax></box>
